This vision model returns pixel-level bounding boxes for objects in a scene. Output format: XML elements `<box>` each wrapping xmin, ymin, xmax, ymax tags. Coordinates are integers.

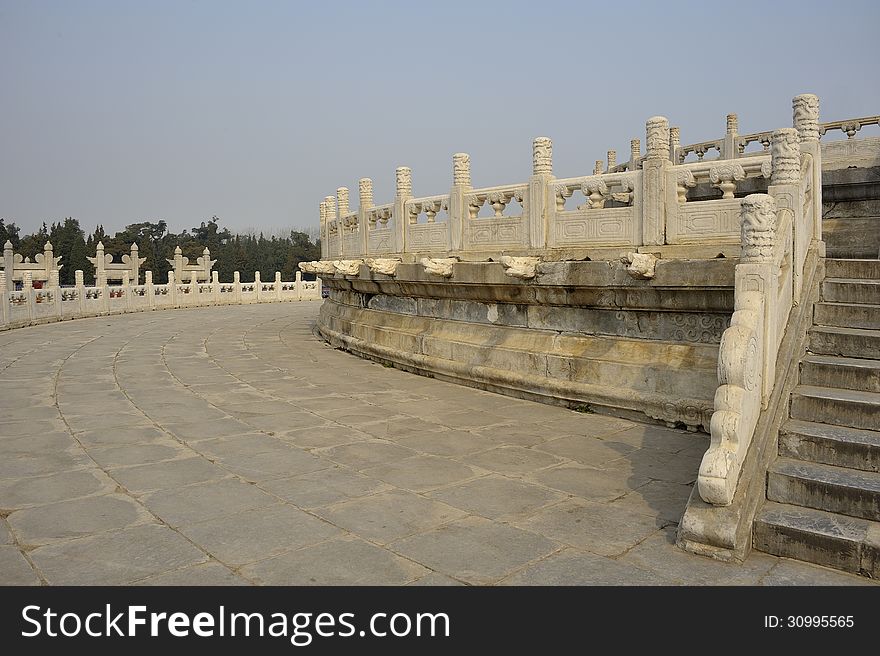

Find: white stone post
<box><xmin>0</xmin><ymin>270</ymin><xmax>7</xmax><ymax>326</ymax></box>
<box><xmin>233</xmin><ymin>271</ymin><xmax>242</xmax><ymax>304</ymax></box>
<box><xmin>325</xmin><ymin>195</ymin><xmax>338</xmax><ymax>258</ymax></box>
<box><xmin>145</xmin><ymin>270</ymin><xmax>155</xmax><ymax>310</ymax></box>
<box><xmin>120</xmin><ymin>270</ymin><xmax>131</xmax><ymax>312</ymax></box>
<box><xmin>295</xmin><ymin>270</ymin><xmax>303</xmax><ymax>300</ymax></box>
<box><xmin>630</xmin><ymin>139</ymin><xmax>641</xmax><ymax>169</ymax></box>
<box><xmin>722</xmin><ymin>113</ymin><xmax>738</xmax><ymax>159</ymax></box>
<box><xmin>770</xmin><ymin>127</ymin><xmax>804</xmax><ymax>300</ymax></box>
<box><xmin>212</xmin><ymin>270</ymin><xmax>220</xmax><ymax>304</ymax></box>
<box><xmin>173</xmin><ymin>246</ymin><xmax>184</xmax><ymax>282</ymax></box>
<box><xmin>607</xmin><ymin>150</ymin><xmax>617</xmax><ymax>171</ymax></box>
<box><xmin>254</xmin><ymin>270</ymin><xmax>262</xmax><ymax>302</ymax></box>
<box><xmin>74</xmin><ymin>269</ymin><xmax>85</xmax><ymax>315</ymax></box>
<box><xmin>22</xmin><ymin>272</ymin><xmax>34</xmax><ymax>322</ymax></box>
<box><xmin>669</xmin><ymin>127</ymin><xmax>681</xmax><ymax>163</ymax></box>
<box><xmin>2</xmin><ymin>240</ymin><xmax>13</xmax><ymax>292</ymax></box>
<box><xmin>793</xmin><ymin>93</ymin><xmax>822</xmax><ymax>243</ymax></box>
<box><xmin>529</xmin><ymin>137</ymin><xmax>553</xmax><ymax>249</ymax></box>
<box><xmin>359</xmin><ymin>178</ymin><xmax>372</xmax><ymax>255</ymax></box>
<box><xmin>168</xmin><ymin>270</ymin><xmax>178</xmax><ymax>308</ymax></box>
<box><xmin>449</xmin><ymin>153</ymin><xmax>472</xmax><ymax>252</ymax></box>
<box><xmin>130</xmin><ymin>243</ymin><xmax>141</xmax><ymax>284</ymax></box>
<box><xmin>337</xmin><ymin>187</ymin><xmax>350</xmax><ymax>256</ymax></box>
<box><xmin>319</xmin><ymin>200</ymin><xmax>328</xmax><ymax>259</ymax></box>
<box><xmin>190</xmin><ymin>270</ymin><xmax>200</xmax><ymax>305</ymax></box>
<box><xmin>275</xmin><ymin>271</ymin><xmax>283</xmax><ymax>301</ymax></box>
<box><xmin>94</xmin><ymin>241</ymin><xmax>107</xmax><ymax>287</ymax></box>
<box><xmin>642</xmin><ymin>116</ymin><xmax>669</xmax><ymax>245</ymax></box>
<box><xmin>47</xmin><ymin>269</ymin><xmax>61</xmax><ymax>320</ymax></box>
<box><xmin>393</xmin><ymin>167</ymin><xmax>412</xmax><ymax>253</ymax></box>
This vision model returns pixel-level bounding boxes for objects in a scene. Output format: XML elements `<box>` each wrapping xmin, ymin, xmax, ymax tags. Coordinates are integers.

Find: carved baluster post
<box><xmin>359</xmin><ymin>178</ymin><xmax>373</xmax><ymax>255</ymax></box>
<box><xmin>94</xmin><ymin>241</ymin><xmax>107</xmax><ymax>287</ymax></box>
<box><xmin>22</xmin><ymin>272</ymin><xmax>34</xmax><ymax>321</ymax></box>
<box><xmin>723</xmin><ymin>113</ymin><xmax>738</xmax><ymax>159</ymax></box>
<box><xmin>393</xmin><ymin>166</ymin><xmax>412</xmax><ymax>253</ymax></box>
<box><xmin>449</xmin><ymin>153</ymin><xmax>471</xmax><ymax>252</ymax></box>
<box><xmin>607</xmin><ymin>150</ymin><xmax>617</xmax><ymax>171</ymax></box>
<box><xmin>642</xmin><ymin>117</ymin><xmax>670</xmax><ymax>245</ymax></box>
<box><xmin>145</xmin><ymin>270</ymin><xmax>155</xmax><ymax>310</ymax></box>
<box><xmin>254</xmin><ymin>270</ymin><xmax>262</xmax><ymax>302</ymax></box>
<box><xmin>324</xmin><ymin>195</ymin><xmax>337</xmax><ymax>257</ymax></box>
<box><xmin>168</xmin><ymin>270</ymin><xmax>177</xmax><ymax>308</ymax></box>
<box><xmin>3</xmin><ymin>240</ymin><xmax>13</xmax><ymax>292</ymax></box>
<box><xmin>74</xmin><ymin>269</ymin><xmax>85</xmax><ymax>315</ymax></box>
<box><xmin>337</xmin><ymin>187</ymin><xmax>351</xmax><ymax>256</ymax></box>
<box><xmin>47</xmin><ymin>268</ymin><xmax>61</xmax><ymax>318</ymax></box>
<box><xmin>233</xmin><ymin>270</ymin><xmax>242</xmax><ymax>304</ymax></box>
<box><xmin>275</xmin><ymin>271</ymin><xmax>283</xmax><ymax>301</ymax></box>
<box><xmin>669</xmin><ymin>127</ymin><xmax>681</xmax><ymax>164</ymax></box>
<box><xmin>212</xmin><ymin>270</ymin><xmax>220</xmax><ymax>304</ymax></box>
<box><xmin>630</xmin><ymin>139</ymin><xmax>640</xmax><ymax>168</ymax></box>
<box><xmin>173</xmin><ymin>245</ymin><xmax>183</xmax><ymax>282</ymax></box>
<box><xmin>120</xmin><ymin>270</ymin><xmax>131</xmax><ymax>311</ymax></box>
<box><xmin>530</xmin><ymin>137</ymin><xmax>553</xmax><ymax>249</ymax></box>
<box><xmin>190</xmin><ymin>270</ymin><xmax>200</xmax><ymax>305</ymax></box>
<box><xmin>593</xmin><ymin>160</ymin><xmax>604</xmax><ymax>176</ymax></box>
<box><xmin>770</xmin><ymin>126</ymin><xmax>805</xmax><ymax>300</ymax></box>
<box><xmin>319</xmin><ymin>200</ymin><xmax>328</xmax><ymax>259</ymax></box>
<box><xmin>295</xmin><ymin>270</ymin><xmax>303</xmax><ymax>301</ymax></box>
<box><xmin>0</xmin><ymin>270</ymin><xmax>7</xmax><ymax>326</ymax></box>
<box><xmin>130</xmin><ymin>243</ymin><xmax>141</xmax><ymax>285</ymax></box>
<box><xmin>793</xmin><ymin>93</ymin><xmax>822</xmax><ymax>243</ymax></box>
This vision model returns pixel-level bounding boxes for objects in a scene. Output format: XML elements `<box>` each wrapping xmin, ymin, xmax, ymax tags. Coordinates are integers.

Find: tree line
<box><xmin>0</xmin><ymin>217</ymin><xmax>321</xmax><ymax>285</ymax></box>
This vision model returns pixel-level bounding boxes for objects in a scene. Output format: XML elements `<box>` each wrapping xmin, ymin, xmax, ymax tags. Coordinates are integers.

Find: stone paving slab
<box><xmin>0</xmin><ymin>302</ymin><xmax>876</xmax><ymax>587</ymax></box>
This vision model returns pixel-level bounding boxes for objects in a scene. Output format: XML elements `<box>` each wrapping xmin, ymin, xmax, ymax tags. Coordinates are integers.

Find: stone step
<box><xmin>800</xmin><ymin>355</ymin><xmax>880</xmax><ymax>393</ymax></box>
<box><xmin>822</xmin><ymin>278</ymin><xmax>880</xmax><ymax>304</ymax></box>
<box><xmin>824</xmin><ymin>258</ymin><xmax>880</xmax><ymax>280</ymax></box>
<box><xmin>767</xmin><ymin>458</ymin><xmax>880</xmax><ymax>521</ymax></box>
<box><xmin>809</xmin><ymin>326</ymin><xmax>880</xmax><ymax>360</ymax></box>
<box><xmin>814</xmin><ymin>302</ymin><xmax>880</xmax><ymax>330</ymax></box>
<box><xmin>753</xmin><ymin>501</ymin><xmax>880</xmax><ymax>577</ymax></box>
<box><xmin>779</xmin><ymin>419</ymin><xmax>880</xmax><ymax>472</ymax></box>
<box><xmin>790</xmin><ymin>385</ymin><xmax>880</xmax><ymax>431</ymax></box>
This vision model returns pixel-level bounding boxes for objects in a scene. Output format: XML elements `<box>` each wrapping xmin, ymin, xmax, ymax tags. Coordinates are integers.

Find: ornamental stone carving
<box><xmin>532</xmin><ymin>137</ymin><xmax>552</xmax><ymax>175</ymax></box>
<box><xmin>332</xmin><ymin>259</ymin><xmax>363</xmax><ymax>275</ymax></box>
<box><xmin>675</xmin><ymin>170</ymin><xmax>696</xmax><ymax>203</ymax></box>
<box><xmin>319</xmin><ymin>201</ymin><xmax>327</xmax><ymax>224</ymax></box>
<box><xmin>669</xmin><ymin>127</ymin><xmax>680</xmax><ymax>149</ymax></box>
<box><xmin>453</xmin><ymin>153</ymin><xmax>471</xmax><ymax>187</ymax></box>
<box><xmin>593</xmin><ymin>160</ymin><xmax>604</xmax><ymax>176</ymax></box>
<box><xmin>792</xmin><ymin>93</ymin><xmax>820</xmax><ymax>143</ymax></box>
<box><xmin>499</xmin><ymin>256</ymin><xmax>539</xmax><ymax>279</ymax></box>
<box><xmin>581</xmin><ymin>179</ymin><xmax>608</xmax><ymax>209</ymax></box>
<box><xmin>337</xmin><ymin>187</ymin><xmax>350</xmax><ymax>216</ymax></box>
<box><xmin>709</xmin><ymin>163</ymin><xmax>745</xmax><ymax>199</ymax></box>
<box><xmin>299</xmin><ymin>260</ymin><xmax>336</xmax><ymax>275</ymax></box>
<box><xmin>607</xmin><ymin>150</ymin><xmax>617</xmax><ymax>170</ymax></box>
<box><xmin>645</xmin><ymin>116</ymin><xmax>670</xmax><ymax>159</ymax></box>
<box><xmin>359</xmin><ymin>178</ymin><xmax>373</xmax><ymax>210</ymax></box>
<box><xmin>771</xmin><ymin>128</ymin><xmax>801</xmax><ymax>186</ymax></box>
<box><xmin>366</xmin><ymin>258</ymin><xmax>401</xmax><ymax>276</ymax></box>
<box><xmin>620</xmin><ymin>252</ymin><xmax>657</xmax><ymax>279</ymax></box>
<box><xmin>396</xmin><ymin>167</ymin><xmax>412</xmax><ymax>198</ymax></box>
<box><xmin>420</xmin><ymin>257</ymin><xmax>458</xmax><ymax>277</ymax></box>
<box><xmin>740</xmin><ymin>194</ymin><xmax>777</xmax><ymax>261</ymax></box>
<box><xmin>630</xmin><ymin>139</ymin><xmax>640</xmax><ymax>163</ymax></box>
<box><xmin>726</xmin><ymin>113</ymin><xmax>738</xmax><ymax>135</ymax></box>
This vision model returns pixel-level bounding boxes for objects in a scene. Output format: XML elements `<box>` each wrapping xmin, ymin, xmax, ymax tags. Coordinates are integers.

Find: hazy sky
<box><xmin>2</xmin><ymin>0</ymin><xmax>878</xmax><ymax>236</ymax></box>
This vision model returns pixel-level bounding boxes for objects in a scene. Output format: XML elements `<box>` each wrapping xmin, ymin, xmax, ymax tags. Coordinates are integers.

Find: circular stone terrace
<box><xmin>0</xmin><ymin>302</ymin><xmax>873</xmax><ymax>586</ymax></box>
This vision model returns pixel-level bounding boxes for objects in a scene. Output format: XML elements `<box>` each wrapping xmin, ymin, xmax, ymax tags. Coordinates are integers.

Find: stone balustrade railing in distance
<box><xmin>0</xmin><ymin>269</ymin><xmax>322</xmax><ymax>332</ymax></box>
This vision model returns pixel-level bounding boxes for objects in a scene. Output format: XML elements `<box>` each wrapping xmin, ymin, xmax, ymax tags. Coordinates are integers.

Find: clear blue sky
<box><xmin>1</xmin><ymin>0</ymin><xmax>878</xmax><ymax>235</ymax></box>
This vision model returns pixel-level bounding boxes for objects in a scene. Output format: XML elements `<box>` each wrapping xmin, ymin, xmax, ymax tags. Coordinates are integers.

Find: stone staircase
<box><xmin>754</xmin><ymin>257</ymin><xmax>880</xmax><ymax>577</ymax></box>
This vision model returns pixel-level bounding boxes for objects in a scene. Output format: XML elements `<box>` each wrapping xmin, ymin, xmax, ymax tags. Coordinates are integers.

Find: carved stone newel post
<box><xmin>449</xmin><ymin>153</ymin><xmax>471</xmax><ymax>251</ymax></box>
<box><xmin>642</xmin><ymin>117</ymin><xmax>669</xmax><ymax>245</ymax></box>
<box><xmin>529</xmin><ymin>137</ymin><xmax>553</xmax><ymax>249</ymax></box>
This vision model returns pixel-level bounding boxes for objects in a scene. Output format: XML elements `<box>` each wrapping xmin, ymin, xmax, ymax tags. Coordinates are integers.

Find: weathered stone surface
<box><xmin>177</xmin><ymin>505</ymin><xmax>342</xmax><ymax>566</ymax></box>
<box><xmin>501</xmin><ymin>547</ymin><xmax>669</xmax><ymax>586</ymax></box>
<box><xmin>242</xmin><ymin>536</ymin><xmax>428</xmax><ymax>585</ymax></box>
<box><xmin>29</xmin><ymin>524</ymin><xmax>207</xmax><ymax>585</ymax></box>
<box><xmin>427</xmin><ymin>475</ymin><xmax>565</xmax><ymax>519</ymax></box>
<box><xmin>142</xmin><ymin>478</ymin><xmax>278</xmax><ymax>527</ymax></box>
<box><xmin>0</xmin><ymin>546</ymin><xmax>40</xmax><ymax>585</ymax></box>
<box><xmin>389</xmin><ymin>516</ymin><xmax>558</xmax><ymax>585</ymax></box>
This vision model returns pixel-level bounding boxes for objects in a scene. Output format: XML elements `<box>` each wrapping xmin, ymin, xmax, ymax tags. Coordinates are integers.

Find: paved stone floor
<box><xmin>0</xmin><ymin>302</ymin><xmax>875</xmax><ymax>586</ymax></box>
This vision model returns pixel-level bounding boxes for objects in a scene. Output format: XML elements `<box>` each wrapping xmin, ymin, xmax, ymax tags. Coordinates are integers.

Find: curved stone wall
<box><xmin>316</xmin><ymin>258</ymin><xmax>735</xmax><ymax>432</ymax></box>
